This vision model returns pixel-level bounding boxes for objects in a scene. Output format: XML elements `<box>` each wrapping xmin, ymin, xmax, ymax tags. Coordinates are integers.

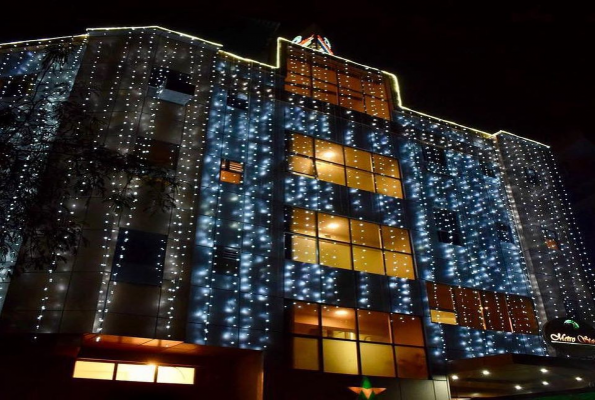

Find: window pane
<box><xmin>430</xmin><ymin>310</ymin><xmax>458</xmax><ymax>325</ymax></box>
<box><xmin>352</xmin><ymin>246</ymin><xmax>384</xmax><ymax>275</ymax></box>
<box><xmin>290</xmin><ymin>133</ymin><xmax>314</xmax><ymax>157</ymax></box>
<box><xmin>290</xmin><ymin>208</ymin><xmax>317</xmax><ymax>236</ymax></box>
<box><xmin>316</xmin><ymin>160</ymin><xmax>346</xmax><ymax>185</ymax></box>
<box><xmin>323</xmin><ymin>339</ymin><xmax>358</xmax><ymax>375</ymax></box>
<box><xmin>318</xmin><ymin>213</ymin><xmax>350</xmax><ymax>242</ymax></box>
<box><xmin>481</xmin><ymin>291</ymin><xmax>512</xmax><ymax>332</ymax></box>
<box><xmin>292</xmin><ymin>301</ymin><xmax>320</xmax><ymax>336</ymax></box>
<box><xmin>73</xmin><ymin>361</ymin><xmax>115</xmax><ymax>380</ymax></box>
<box><xmin>344</xmin><ymin>148</ymin><xmax>372</xmax><ymax>171</ymax></box>
<box><xmin>287</xmin><ymin>58</ymin><xmax>311</xmax><ymax>76</ymax></box>
<box><xmin>116</xmin><ymin>364</ymin><xmax>156</xmax><ymax>382</ymax></box>
<box><xmin>293</xmin><ymin>337</ymin><xmax>320</xmax><ymax>371</ymax></box>
<box><xmin>291</xmin><ymin>235</ymin><xmax>318</xmax><ymax>264</ymax></box>
<box><xmin>315</xmin><ymin>139</ymin><xmax>344</xmax><ymax>164</ymax></box>
<box><xmin>373</xmin><ymin>154</ymin><xmax>400</xmax><ymax>178</ymax></box>
<box><xmin>313</xmin><ymin>79</ymin><xmax>338</xmax><ymax>93</ymax></box>
<box><xmin>338</xmin><ymin>72</ymin><xmax>362</xmax><ymax>92</ymax></box>
<box><xmin>286</xmin><ymin>72</ymin><xmax>310</xmax><ymax>87</ymax></box>
<box><xmin>381</xmin><ymin>226</ymin><xmax>411</xmax><ymax>253</ymax></box>
<box><xmin>375</xmin><ymin>175</ymin><xmax>403</xmax><ymax>198</ymax></box>
<box><xmin>156</xmin><ymin>366</ymin><xmax>194</xmax><ymax>384</ymax></box>
<box><xmin>507</xmin><ymin>295</ymin><xmax>539</xmax><ymax>334</ymax></box>
<box><xmin>350</xmin><ymin>220</ymin><xmax>382</xmax><ymax>248</ymax></box>
<box><xmin>313</xmin><ymin>88</ymin><xmax>338</xmax><ymax>105</ymax></box>
<box><xmin>358</xmin><ymin>310</ymin><xmax>391</xmax><ymax>343</ymax></box>
<box><xmin>454</xmin><ymin>287</ymin><xmax>484</xmax><ymax>330</ymax></box>
<box><xmin>312</xmin><ymin>64</ymin><xmax>337</xmax><ymax>84</ymax></box>
<box><xmin>319</xmin><ymin>239</ymin><xmax>352</xmax><ymax>270</ymax></box>
<box><xmin>366</xmin><ymin>97</ymin><xmax>391</xmax><ymax>120</ymax></box>
<box><xmin>322</xmin><ymin>306</ymin><xmax>356</xmax><ymax>340</ymax></box>
<box><xmin>346</xmin><ymin>168</ymin><xmax>375</xmax><ymax>192</ymax></box>
<box><xmin>384</xmin><ymin>251</ymin><xmax>415</xmax><ymax>279</ymax></box>
<box><xmin>426</xmin><ymin>282</ymin><xmax>455</xmax><ymax>311</ymax></box>
<box><xmin>340</xmin><ymin>94</ymin><xmax>365</xmax><ymax>113</ymax></box>
<box><xmin>395</xmin><ymin>346</ymin><xmax>428</xmax><ymax>379</ymax></box>
<box><xmin>360</xmin><ymin>343</ymin><xmax>395</xmax><ymax>377</ymax></box>
<box><xmin>285</xmin><ymin>84</ymin><xmax>310</xmax><ymax>97</ymax></box>
<box><xmin>362</xmin><ymin>79</ymin><xmax>387</xmax><ymax>99</ymax></box>
<box><xmin>220</xmin><ymin>170</ymin><xmax>242</xmax><ymax>184</ymax></box>
<box><xmin>391</xmin><ymin>315</ymin><xmax>424</xmax><ymax>347</ymax></box>
<box><xmin>289</xmin><ymin>155</ymin><xmax>315</xmax><ymax>176</ymax></box>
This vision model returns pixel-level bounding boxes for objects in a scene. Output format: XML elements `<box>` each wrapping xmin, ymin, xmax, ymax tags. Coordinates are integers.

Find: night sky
<box><xmin>2</xmin><ymin>1</ymin><xmax>594</xmax><ymax>253</ymax></box>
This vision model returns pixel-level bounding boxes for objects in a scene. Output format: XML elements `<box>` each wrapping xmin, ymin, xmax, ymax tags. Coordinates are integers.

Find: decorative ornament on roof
<box><xmin>292</xmin><ymin>34</ymin><xmax>334</xmax><ymax>55</ymax></box>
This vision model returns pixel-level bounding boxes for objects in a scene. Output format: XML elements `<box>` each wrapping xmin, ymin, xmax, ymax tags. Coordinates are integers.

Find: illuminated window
<box><xmin>427</xmin><ymin>281</ymin><xmax>538</xmax><ymax>334</ymax></box>
<box><xmin>156</xmin><ymin>366</ymin><xmax>195</xmax><ymax>385</ymax></box>
<box><xmin>542</xmin><ymin>228</ymin><xmax>559</xmax><ymax>251</ymax></box>
<box><xmin>287</xmin><ymin>207</ymin><xmax>415</xmax><ymax>279</ymax></box>
<box><xmin>290</xmin><ymin>302</ymin><xmax>427</xmax><ymax>378</ymax></box>
<box><xmin>116</xmin><ymin>363</ymin><xmax>156</xmax><ymax>382</ymax></box>
<box><xmin>287</xmin><ymin>133</ymin><xmax>404</xmax><ymax>199</ymax></box>
<box><xmin>73</xmin><ymin>361</ymin><xmax>115</xmax><ymax>380</ymax></box>
<box><xmin>220</xmin><ymin>159</ymin><xmax>243</xmax><ymax>184</ymax></box>
<box><xmin>434</xmin><ymin>209</ymin><xmax>463</xmax><ymax>246</ymax></box>
<box><xmin>285</xmin><ymin>46</ymin><xmax>391</xmax><ymax>119</ymax></box>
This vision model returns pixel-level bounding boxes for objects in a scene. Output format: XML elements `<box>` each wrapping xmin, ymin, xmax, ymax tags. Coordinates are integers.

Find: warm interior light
<box><xmin>323</xmin><ymin>150</ymin><xmax>336</xmax><ymax>159</ymax></box>
<box><xmin>116</xmin><ymin>363</ymin><xmax>156</xmax><ymax>383</ymax></box>
<box><xmin>515</xmin><ymin>385</ymin><xmax>522</xmax><ymax>390</ymax></box>
<box><xmin>540</xmin><ymin>368</ymin><xmax>548</xmax><ymax>373</ymax></box>
<box><xmin>451</xmin><ymin>375</ymin><xmax>459</xmax><ymax>380</ymax></box>
<box><xmin>334</xmin><ymin>309</ymin><xmax>349</xmax><ymax>316</ymax></box>
<box><xmin>327</xmin><ymin>222</ymin><xmax>339</xmax><ymax>230</ymax></box>
<box><xmin>482</xmin><ymin>370</ymin><xmax>490</xmax><ymax>376</ymax></box>
<box><xmin>576</xmin><ymin>377</ymin><xmax>583</xmax><ymax>381</ymax></box>
<box><xmin>542</xmin><ymin>381</ymin><xmax>549</xmax><ymax>386</ymax></box>
<box><xmin>156</xmin><ymin>366</ymin><xmax>195</xmax><ymax>384</ymax></box>
<box><xmin>73</xmin><ymin>361</ymin><xmax>115</xmax><ymax>380</ymax></box>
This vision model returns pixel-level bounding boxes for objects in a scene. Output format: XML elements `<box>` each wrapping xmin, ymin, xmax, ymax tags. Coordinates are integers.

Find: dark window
<box><xmin>434</xmin><ymin>209</ymin><xmax>462</xmax><ymax>245</ymax></box>
<box><xmin>0</xmin><ymin>74</ymin><xmax>36</xmax><ymax>98</ymax></box>
<box><xmin>227</xmin><ymin>91</ymin><xmax>249</xmax><ymax>110</ymax></box>
<box><xmin>422</xmin><ymin>146</ymin><xmax>447</xmax><ymax>167</ymax></box>
<box><xmin>111</xmin><ymin>229</ymin><xmax>167</xmax><ymax>286</ymax></box>
<box><xmin>135</xmin><ymin>137</ymin><xmax>179</xmax><ymax>169</ymax></box>
<box><xmin>542</xmin><ymin>228</ymin><xmax>559</xmax><ymax>251</ymax></box>
<box><xmin>220</xmin><ymin>159</ymin><xmax>244</xmax><ymax>184</ymax></box>
<box><xmin>524</xmin><ymin>167</ymin><xmax>540</xmax><ymax>186</ymax></box>
<box><xmin>212</xmin><ymin>246</ymin><xmax>240</xmax><ymax>275</ymax></box>
<box><xmin>481</xmin><ymin>161</ymin><xmax>496</xmax><ymax>177</ymax></box>
<box><xmin>148</xmin><ymin>67</ymin><xmax>195</xmax><ymax>105</ymax></box>
<box><xmin>497</xmin><ymin>222</ymin><xmax>513</xmax><ymax>243</ymax></box>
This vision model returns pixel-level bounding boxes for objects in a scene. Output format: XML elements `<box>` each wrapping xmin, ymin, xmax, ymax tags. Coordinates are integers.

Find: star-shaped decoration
<box><xmin>348</xmin><ymin>377</ymin><xmax>386</xmax><ymax>399</ymax></box>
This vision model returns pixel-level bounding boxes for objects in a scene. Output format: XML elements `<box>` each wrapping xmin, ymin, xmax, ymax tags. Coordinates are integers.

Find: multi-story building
<box><xmin>1</xmin><ymin>26</ymin><xmax>594</xmax><ymax>399</ymax></box>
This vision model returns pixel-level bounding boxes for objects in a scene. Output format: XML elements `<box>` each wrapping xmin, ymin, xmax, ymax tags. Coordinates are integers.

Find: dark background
<box><xmin>2</xmin><ymin>1</ymin><xmax>594</xmax><ymax>260</ymax></box>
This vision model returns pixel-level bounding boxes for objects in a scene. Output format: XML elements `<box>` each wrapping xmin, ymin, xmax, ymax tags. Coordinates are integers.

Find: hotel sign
<box><xmin>543</xmin><ymin>318</ymin><xmax>595</xmax><ymax>356</ymax></box>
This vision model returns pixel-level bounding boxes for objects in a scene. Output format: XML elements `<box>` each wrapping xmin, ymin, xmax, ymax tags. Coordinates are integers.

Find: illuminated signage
<box><xmin>543</xmin><ymin>318</ymin><xmax>595</xmax><ymax>356</ymax></box>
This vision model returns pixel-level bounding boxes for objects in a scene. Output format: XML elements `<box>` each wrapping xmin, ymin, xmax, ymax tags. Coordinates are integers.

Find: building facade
<box><xmin>0</xmin><ymin>26</ymin><xmax>594</xmax><ymax>399</ymax></box>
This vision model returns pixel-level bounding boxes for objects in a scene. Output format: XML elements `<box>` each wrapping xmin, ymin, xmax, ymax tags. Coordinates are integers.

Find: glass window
<box><xmin>507</xmin><ymin>295</ymin><xmax>539</xmax><ymax>334</ymax></box>
<box><xmin>156</xmin><ymin>366</ymin><xmax>194</xmax><ymax>385</ymax></box>
<box><xmin>391</xmin><ymin>315</ymin><xmax>424</xmax><ymax>347</ymax></box>
<box><xmin>350</xmin><ymin>220</ymin><xmax>382</xmax><ymax>248</ymax></box>
<box><xmin>481</xmin><ymin>291</ymin><xmax>512</xmax><ymax>332</ymax></box>
<box><xmin>111</xmin><ymin>229</ymin><xmax>167</xmax><ymax>286</ymax></box>
<box><xmin>340</xmin><ymin>94</ymin><xmax>365</xmax><ymax>113</ymax></box>
<box><xmin>115</xmin><ymin>364</ymin><xmax>156</xmax><ymax>383</ymax></box>
<box><xmin>290</xmin><ymin>133</ymin><xmax>313</xmax><ymax>157</ymax></box>
<box><xmin>316</xmin><ymin>160</ymin><xmax>346</xmax><ymax>185</ymax></box>
<box><xmin>358</xmin><ymin>310</ymin><xmax>391</xmax><ymax>343</ymax></box>
<box><xmin>315</xmin><ymin>139</ymin><xmax>344</xmax><ymax>165</ymax></box>
<box><xmin>375</xmin><ymin>175</ymin><xmax>403</xmax><ymax>198</ymax></box>
<box><xmin>373</xmin><ymin>154</ymin><xmax>400</xmax><ymax>178</ymax></box>
<box><xmin>395</xmin><ymin>346</ymin><xmax>428</xmax><ymax>379</ymax></box>
<box><xmin>318</xmin><ymin>213</ymin><xmax>350</xmax><ymax>242</ymax></box>
<box><xmin>381</xmin><ymin>226</ymin><xmax>411</xmax><ymax>253</ymax></box>
<box><xmin>73</xmin><ymin>361</ymin><xmax>115</xmax><ymax>380</ymax></box>
<box><xmin>293</xmin><ymin>337</ymin><xmax>320</xmax><ymax>370</ymax></box>
<box><xmin>360</xmin><ymin>343</ymin><xmax>395</xmax><ymax>377</ymax></box>
<box><xmin>290</xmin><ymin>208</ymin><xmax>317</xmax><ymax>237</ymax></box>
<box><xmin>322</xmin><ymin>306</ymin><xmax>356</xmax><ymax>340</ymax></box>
<box><xmin>135</xmin><ymin>137</ymin><xmax>179</xmax><ymax>170</ymax></box>
<box><xmin>426</xmin><ymin>282</ymin><xmax>455</xmax><ymax>311</ymax></box>
<box><xmin>454</xmin><ymin>287</ymin><xmax>484</xmax><ymax>329</ymax></box>
<box><xmin>323</xmin><ymin>339</ymin><xmax>358</xmax><ymax>375</ymax></box>
<box><xmin>289</xmin><ymin>155</ymin><xmax>315</xmax><ymax>176</ymax></box>
<box><xmin>220</xmin><ymin>159</ymin><xmax>244</xmax><ymax>185</ymax></box>
<box><xmin>346</xmin><ymin>168</ymin><xmax>375</xmax><ymax>192</ymax></box>
<box><xmin>319</xmin><ymin>240</ymin><xmax>352</xmax><ymax>270</ymax></box>
<box><xmin>338</xmin><ymin>72</ymin><xmax>363</xmax><ymax>92</ymax></box>
<box><xmin>345</xmin><ymin>147</ymin><xmax>373</xmax><ymax>171</ymax></box>
<box><xmin>290</xmin><ymin>235</ymin><xmax>318</xmax><ymax>264</ymax></box>
<box><xmin>430</xmin><ymin>310</ymin><xmax>458</xmax><ymax>325</ymax></box>
<box><xmin>292</xmin><ymin>302</ymin><xmax>320</xmax><ymax>336</ymax></box>
<box><xmin>384</xmin><ymin>251</ymin><xmax>415</xmax><ymax>279</ymax></box>
<box><xmin>352</xmin><ymin>246</ymin><xmax>384</xmax><ymax>274</ymax></box>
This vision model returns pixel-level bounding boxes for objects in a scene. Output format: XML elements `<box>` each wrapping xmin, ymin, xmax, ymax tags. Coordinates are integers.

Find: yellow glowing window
<box><xmin>346</xmin><ymin>168</ymin><xmax>376</xmax><ymax>192</ymax></box>
<box><xmin>339</xmin><ymin>94</ymin><xmax>365</xmax><ymax>113</ymax></box>
<box><xmin>285</xmin><ymin>83</ymin><xmax>310</xmax><ymax>97</ymax></box>
<box><xmin>73</xmin><ymin>361</ymin><xmax>115</xmax><ymax>380</ymax></box>
<box><xmin>395</xmin><ymin>346</ymin><xmax>428</xmax><ymax>379</ymax></box>
<box><xmin>156</xmin><ymin>366</ymin><xmax>194</xmax><ymax>385</ymax></box>
<box><xmin>116</xmin><ymin>363</ymin><xmax>156</xmax><ymax>382</ymax></box>
<box><xmin>288</xmin><ymin>155</ymin><xmax>315</xmax><ymax>176</ymax></box>
<box><xmin>322</xmin><ymin>306</ymin><xmax>356</xmax><ymax>340</ymax></box>
<box><xmin>323</xmin><ymin>339</ymin><xmax>358</xmax><ymax>375</ymax></box>
<box><xmin>220</xmin><ymin>159</ymin><xmax>243</xmax><ymax>185</ymax></box>
<box><xmin>315</xmin><ymin>139</ymin><xmax>344</xmax><ymax>164</ymax></box>
<box><xmin>316</xmin><ymin>160</ymin><xmax>346</xmax><ymax>185</ymax></box>
<box><xmin>360</xmin><ymin>343</ymin><xmax>395</xmax><ymax>377</ymax></box>
<box><xmin>290</xmin><ymin>133</ymin><xmax>314</xmax><ymax>157</ymax></box>
<box><xmin>345</xmin><ymin>147</ymin><xmax>373</xmax><ymax>171</ymax></box>
<box><xmin>357</xmin><ymin>310</ymin><xmax>391</xmax><ymax>343</ymax></box>
<box><xmin>430</xmin><ymin>310</ymin><xmax>458</xmax><ymax>325</ymax></box>
<box><xmin>373</xmin><ymin>154</ymin><xmax>400</xmax><ymax>178</ymax></box>
<box><xmin>318</xmin><ymin>213</ymin><xmax>350</xmax><ymax>242</ymax></box>
<box><xmin>319</xmin><ymin>239</ymin><xmax>352</xmax><ymax>270</ymax></box>
<box><xmin>384</xmin><ymin>251</ymin><xmax>415</xmax><ymax>279</ymax></box>
<box><xmin>375</xmin><ymin>175</ymin><xmax>403</xmax><ymax>198</ymax></box>
<box><xmin>291</xmin><ymin>301</ymin><xmax>320</xmax><ymax>336</ymax></box>
<box><xmin>290</xmin><ymin>208</ymin><xmax>317</xmax><ymax>237</ymax></box>
<box><xmin>350</xmin><ymin>220</ymin><xmax>382</xmax><ymax>248</ymax></box>
<box><xmin>391</xmin><ymin>315</ymin><xmax>425</xmax><ymax>347</ymax></box>
<box><xmin>381</xmin><ymin>226</ymin><xmax>411</xmax><ymax>253</ymax></box>
<box><xmin>352</xmin><ymin>246</ymin><xmax>384</xmax><ymax>274</ymax></box>
<box><xmin>291</xmin><ymin>235</ymin><xmax>318</xmax><ymax>264</ymax></box>
<box><xmin>293</xmin><ymin>337</ymin><xmax>320</xmax><ymax>370</ymax></box>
